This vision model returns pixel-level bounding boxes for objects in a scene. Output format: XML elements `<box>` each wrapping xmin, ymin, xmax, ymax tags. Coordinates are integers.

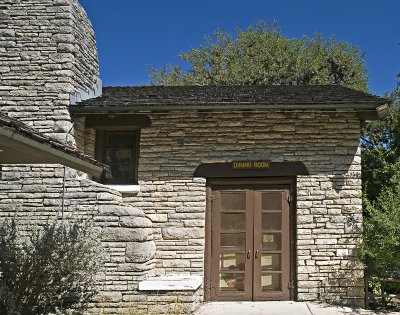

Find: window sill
<box><xmin>104</xmin><ymin>184</ymin><xmax>140</xmax><ymax>194</ymax></box>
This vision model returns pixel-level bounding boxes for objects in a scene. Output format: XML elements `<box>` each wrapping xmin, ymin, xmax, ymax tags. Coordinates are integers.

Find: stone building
<box><xmin>0</xmin><ymin>0</ymin><xmax>390</xmax><ymax>313</ymax></box>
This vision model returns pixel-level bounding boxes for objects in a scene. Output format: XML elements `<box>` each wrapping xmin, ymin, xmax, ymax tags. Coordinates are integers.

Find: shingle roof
<box><xmin>0</xmin><ymin>113</ymin><xmax>106</xmax><ymax>171</ymax></box>
<box><xmin>70</xmin><ymin>85</ymin><xmax>389</xmax><ymax>113</ymax></box>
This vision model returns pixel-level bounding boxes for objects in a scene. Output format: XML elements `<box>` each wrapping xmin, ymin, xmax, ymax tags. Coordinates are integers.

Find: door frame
<box><xmin>204</xmin><ymin>177</ymin><xmax>297</xmax><ymax>301</ymax></box>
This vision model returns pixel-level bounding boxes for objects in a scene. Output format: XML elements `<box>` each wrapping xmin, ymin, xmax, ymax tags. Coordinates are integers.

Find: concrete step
<box><xmin>194</xmin><ymin>301</ymin><xmax>400</xmax><ymax>315</ymax></box>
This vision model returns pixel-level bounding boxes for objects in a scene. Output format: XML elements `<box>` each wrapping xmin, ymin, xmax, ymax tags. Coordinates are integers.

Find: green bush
<box><xmin>0</xmin><ymin>217</ymin><xmax>104</xmax><ymax>315</ymax></box>
<box><xmin>363</xmin><ymin>187</ymin><xmax>400</xmax><ymax>280</ymax></box>
<box><xmin>362</xmin><ymin>187</ymin><xmax>400</xmax><ymax>308</ymax></box>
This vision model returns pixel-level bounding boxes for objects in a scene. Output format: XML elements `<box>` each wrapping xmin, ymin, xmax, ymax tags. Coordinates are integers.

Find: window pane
<box><xmin>262</xmin><ymin>192</ymin><xmax>283</xmax><ymax>210</ymax></box>
<box><xmin>261</xmin><ymin>254</ymin><xmax>281</xmax><ymax>271</ymax></box>
<box><xmin>219</xmin><ymin>273</ymin><xmax>245</xmax><ymax>291</ymax></box>
<box><xmin>220</xmin><ymin>253</ymin><xmax>245</xmax><ymax>271</ymax></box>
<box><xmin>261</xmin><ymin>273</ymin><xmax>281</xmax><ymax>291</ymax></box>
<box><xmin>221</xmin><ymin>213</ymin><xmax>245</xmax><ymax>232</ymax></box>
<box><xmin>262</xmin><ymin>212</ymin><xmax>282</xmax><ymax>230</ymax></box>
<box><xmin>107</xmin><ymin>133</ymin><xmax>135</xmax><ymax>147</ymax></box>
<box><xmin>262</xmin><ymin>233</ymin><xmax>281</xmax><ymax>250</ymax></box>
<box><xmin>220</xmin><ymin>192</ymin><xmax>246</xmax><ymax>211</ymax></box>
<box><xmin>106</xmin><ymin>132</ymin><xmax>136</xmax><ymax>181</ymax></box>
<box><xmin>220</xmin><ymin>233</ymin><xmax>245</xmax><ymax>250</ymax></box>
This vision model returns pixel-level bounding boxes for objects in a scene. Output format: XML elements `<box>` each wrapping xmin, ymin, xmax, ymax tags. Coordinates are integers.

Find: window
<box><xmin>95</xmin><ymin>130</ymin><xmax>140</xmax><ymax>184</ymax></box>
<box><xmin>90</xmin><ymin>114</ymin><xmax>150</xmax><ymax>185</ymax></box>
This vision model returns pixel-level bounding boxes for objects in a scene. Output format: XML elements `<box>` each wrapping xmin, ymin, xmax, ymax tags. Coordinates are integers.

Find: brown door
<box><xmin>209</xmin><ymin>185</ymin><xmax>292</xmax><ymax>301</ymax></box>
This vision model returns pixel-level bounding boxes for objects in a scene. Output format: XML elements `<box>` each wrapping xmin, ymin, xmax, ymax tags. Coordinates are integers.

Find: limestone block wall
<box><xmin>296</xmin><ymin>172</ymin><xmax>364</xmax><ymax>306</ymax></box>
<box><xmin>0</xmin><ymin>168</ymin><xmax>157</xmax><ymax>311</ymax></box>
<box><xmin>68</xmin><ymin>0</ymin><xmax>100</xmax><ymax>97</ymax></box>
<box><xmin>126</xmin><ymin>179</ymin><xmax>206</xmax><ymax>275</ymax></box>
<box><xmin>0</xmin><ymin>1</ymin><xmax>158</xmax><ymax>312</ymax></box>
<box><xmin>0</xmin><ymin>0</ymin><xmax>365</xmax><ymax>309</ymax></box>
<box><xmin>0</xmin><ymin>0</ymin><xmax>99</xmax><ymax>139</ymax></box>
<box><xmin>109</xmin><ymin>110</ymin><xmax>363</xmax><ymax>306</ymax></box>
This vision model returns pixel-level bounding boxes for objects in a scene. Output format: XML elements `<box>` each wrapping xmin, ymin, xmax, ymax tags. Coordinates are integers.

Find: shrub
<box><xmin>362</xmin><ymin>186</ymin><xmax>400</xmax><ymax>307</ymax></box>
<box><xmin>363</xmin><ymin>187</ymin><xmax>400</xmax><ymax>280</ymax></box>
<box><xmin>0</xmin><ymin>217</ymin><xmax>103</xmax><ymax>315</ymax></box>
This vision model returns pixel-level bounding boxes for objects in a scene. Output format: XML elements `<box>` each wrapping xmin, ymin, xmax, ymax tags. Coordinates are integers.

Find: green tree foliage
<box><xmin>150</xmin><ymin>22</ymin><xmax>368</xmax><ymax>91</ymax></box>
<box><xmin>362</xmin><ymin>188</ymin><xmax>400</xmax><ymax>310</ymax></box>
<box><xmin>0</xmin><ymin>217</ymin><xmax>103</xmax><ymax>315</ymax></box>
<box><xmin>363</xmin><ymin>186</ymin><xmax>400</xmax><ymax>277</ymax></box>
<box><xmin>361</xmin><ymin>88</ymin><xmax>400</xmax><ymax>201</ymax></box>
<box><xmin>361</xmin><ymin>75</ymin><xmax>400</xmax><ymax>293</ymax></box>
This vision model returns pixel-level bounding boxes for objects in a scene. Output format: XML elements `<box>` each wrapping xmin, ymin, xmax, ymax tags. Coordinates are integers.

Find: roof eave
<box><xmin>69</xmin><ymin>102</ymin><xmax>387</xmax><ymax>114</ymax></box>
<box><xmin>0</xmin><ymin>128</ymin><xmax>104</xmax><ymax>177</ymax></box>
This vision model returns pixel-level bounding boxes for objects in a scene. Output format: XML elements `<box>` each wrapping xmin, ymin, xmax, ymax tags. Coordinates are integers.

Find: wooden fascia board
<box><xmin>69</xmin><ymin>102</ymin><xmax>386</xmax><ymax>114</ymax></box>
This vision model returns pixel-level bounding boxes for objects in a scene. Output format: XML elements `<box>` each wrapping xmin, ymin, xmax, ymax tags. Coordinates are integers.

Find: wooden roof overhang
<box><xmin>0</xmin><ymin>115</ymin><xmax>106</xmax><ymax>177</ymax></box>
<box><xmin>69</xmin><ymin>85</ymin><xmax>391</xmax><ymax>120</ymax></box>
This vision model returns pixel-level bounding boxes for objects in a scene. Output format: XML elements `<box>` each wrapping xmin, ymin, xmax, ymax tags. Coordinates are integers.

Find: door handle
<box><xmin>247</xmin><ymin>250</ymin><xmax>251</xmax><ymax>259</ymax></box>
<box><xmin>255</xmin><ymin>250</ymin><xmax>259</xmax><ymax>259</ymax></box>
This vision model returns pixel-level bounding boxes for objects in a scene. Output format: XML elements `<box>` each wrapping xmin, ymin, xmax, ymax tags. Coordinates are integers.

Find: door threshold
<box><xmin>195</xmin><ymin>301</ymin><xmax>309</xmax><ymax>315</ymax></box>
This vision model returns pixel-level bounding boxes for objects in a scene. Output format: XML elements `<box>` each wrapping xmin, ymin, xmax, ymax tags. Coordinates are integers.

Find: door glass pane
<box><xmin>262</xmin><ymin>212</ymin><xmax>282</xmax><ymax>230</ymax></box>
<box><xmin>219</xmin><ymin>273</ymin><xmax>245</xmax><ymax>291</ymax></box>
<box><xmin>261</xmin><ymin>254</ymin><xmax>281</xmax><ymax>271</ymax></box>
<box><xmin>262</xmin><ymin>192</ymin><xmax>283</xmax><ymax>210</ymax></box>
<box><xmin>221</xmin><ymin>192</ymin><xmax>246</xmax><ymax>211</ymax></box>
<box><xmin>221</xmin><ymin>213</ymin><xmax>245</xmax><ymax>232</ymax></box>
<box><xmin>220</xmin><ymin>233</ymin><xmax>245</xmax><ymax>250</ymax></box>
<box><xmin>262</xmin><ymin>233</ymin><xmax>281</xmax><ymax>250</ymax></box>
<box><xmin>261</xmin><ymin>273</ymin><xmax>281</xmax><ymax>291</ymax></box>
<box><xmin>214</xmin><ymin>188</ymin><xmax>291</xmax><ymax>298</ymax></box>
<box><xmin>220</xmin><ymin>253</ymin><xmax>245</xmax><ymax>271</ymax></box>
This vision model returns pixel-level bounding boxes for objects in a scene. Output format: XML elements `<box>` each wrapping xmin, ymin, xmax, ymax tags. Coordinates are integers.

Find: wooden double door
<box><xmin>207</xmin><ymin>182</ymin><xmax>293</xmax><ymax>301</ymax></box>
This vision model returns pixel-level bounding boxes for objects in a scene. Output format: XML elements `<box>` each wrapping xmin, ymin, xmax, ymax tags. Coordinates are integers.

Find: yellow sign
<box><xmin>231</xmin><ymin>161</ymin><xmax>270</xmax><ymax>170</ymax></box>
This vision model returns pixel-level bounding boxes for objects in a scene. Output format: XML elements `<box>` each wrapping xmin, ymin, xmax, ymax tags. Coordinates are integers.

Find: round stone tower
<box><xmin>0</xmin><ymin>0</ymin><xmax>101</xmax><ymax>143</ymax></box>
<box><xmin>0</xmin><ymin>2</ymin><xmax>158</xmax><ymax>312</ymax></box>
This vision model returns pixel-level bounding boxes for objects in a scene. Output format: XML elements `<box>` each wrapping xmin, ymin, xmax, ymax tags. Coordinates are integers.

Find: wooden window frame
<box><xmin>86</xmin><ymin>114</ymin><xmax>150</xmax><ymax>185</ymax></box>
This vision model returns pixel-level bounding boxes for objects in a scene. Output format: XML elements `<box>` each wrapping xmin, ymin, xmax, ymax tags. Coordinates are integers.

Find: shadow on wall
<box><xmin>319</xmin><ymin>254</ymin><xmax>365</xmax><ymax>309</ymax></box>
<box><xmin>332</xmin><ymin>174</ymin><xmax>346</xmax><ymax>193</ymax></box>
<box><xmin>307</xmin><ymin>144</ymin><xmax>360</xmax><ymax>194</ymax></box>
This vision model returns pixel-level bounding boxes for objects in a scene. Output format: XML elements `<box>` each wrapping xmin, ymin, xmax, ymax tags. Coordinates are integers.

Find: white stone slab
<box><xmin>139</xmin><ymin>275</ymin><xmax>202</xmax><ymax>291</ymax></box>
<box><xmin>105</xmin><ymin>184</ymin><xmax>140</xmax><ymax>194</ymax></box>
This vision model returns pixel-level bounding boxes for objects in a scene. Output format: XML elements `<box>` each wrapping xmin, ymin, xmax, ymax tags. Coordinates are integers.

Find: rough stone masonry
<box><xmin>0</xmin><ymin>0</ymin><xmax>368</xmax><ymax>313</ymax></box>
<box><xmin>74</xmin><ymin>109</ymin><xmax>365</xmax><ymax>307</ymax></box>
<box><xmin>0</xmin><ymin>1</ymin><xmax>162</xmax><ymax>313</ymax></box>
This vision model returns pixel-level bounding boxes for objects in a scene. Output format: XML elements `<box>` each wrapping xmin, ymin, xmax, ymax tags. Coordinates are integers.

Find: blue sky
<box><xmin>80</xmin><ymin>0</ymin><xmax>399</xmax><ymax>96</ymax></box>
